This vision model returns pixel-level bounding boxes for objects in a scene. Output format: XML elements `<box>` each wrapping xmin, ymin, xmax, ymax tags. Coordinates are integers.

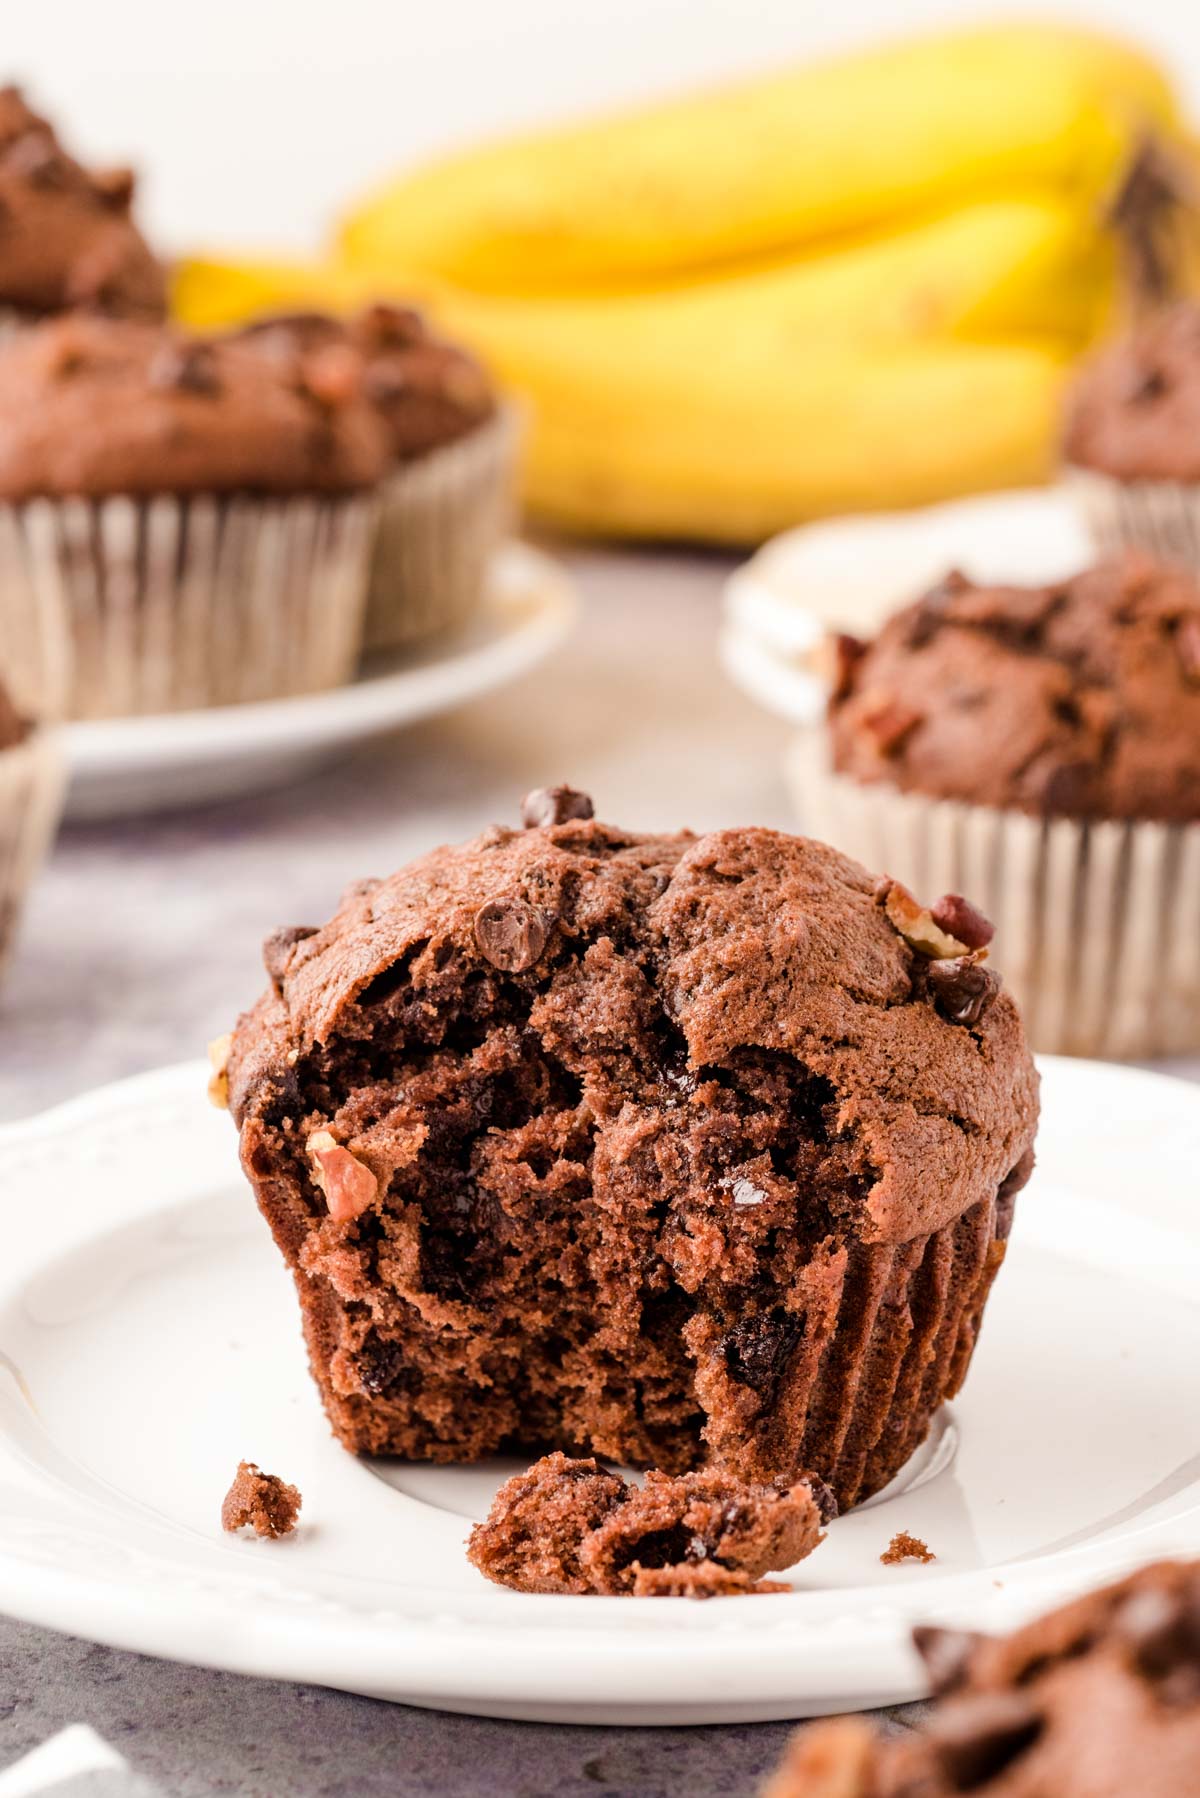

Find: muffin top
<box><xmin>0</xmin><ymin>86</ymin><xmax>165</xmax><ymax>322</ymax></box>
<box><xmin>827</xmin><ymin>556</ymin><xmax>1200</xmax><ymax>822</ymax></box>
<box><xmin>1064</xmin><ymin>300</ymin><xmax>1200</xmax><ymax>482</ymax></box>
<box><xmin>766</xmin><ymin>1559</ymin><xmax>1200</xmax><ymax>1797</ymax></box>
<box><xmin>0</xmin><ymin>315</ymin><xmax>393</xmax><ymax>498</ymax></box>
<box><xmin>227</xmin><ymin>798</ymin><xmax>1038</xmax><ymax>1248</ymax></box>
<box><xmin>236</xmin><ymin>304</ymin><xmax>496</xmax><ymax>462</ymax></box>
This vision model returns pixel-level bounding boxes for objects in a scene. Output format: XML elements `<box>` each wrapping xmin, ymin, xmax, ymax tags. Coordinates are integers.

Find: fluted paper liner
<box><xmin>788</xmin><ymin>729</ymin><xmax>1200</xmax><ymax>1060</ymax></box>
<box><xmin>0</xmin><ymin>491</ymin><xmax>377</xmax><ymax>720</ymax></box>
<box><xmin>1067</xmin><ymin>464</ymin><xmax>1200</xmax><ymax>568</ymax></box>
<box><xmin>365</xmin><ymin>406</ymin><xmax>520</xmax><ymax>653</ymax></box>
<box><xmin>0</xmin><ymin>729</ymin><xmax>65</xmax><ymax>979</ymax></box>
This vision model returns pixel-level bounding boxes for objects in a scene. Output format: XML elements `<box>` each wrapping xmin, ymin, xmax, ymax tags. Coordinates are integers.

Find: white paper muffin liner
<box><xmin>0</xmin><ymin>491</ymin><xmax>377</xmax><ymax>720</ymax></box>
<box><xmin>787</xmin><ymin>729</ymin><xmax>1200</xmax><ymax>1060</ymax></box>
<box><xmin>1066</xmin><ymin>464</ymin><xmax>1200</xmax><ymax>569</ymax></box>
<box><xmin>0</xmin><ymin>728</ymin><xmax>65</xmax><ymax>980</ymax></box>
<box><xmin>364</xmin><ymin>405</ymin><xmax>520</xmax><ymax>653</ymax></box>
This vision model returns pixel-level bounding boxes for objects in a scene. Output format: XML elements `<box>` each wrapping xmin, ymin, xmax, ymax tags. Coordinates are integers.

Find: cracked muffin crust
<box><xmin>764</xmin><ymin>1559</ymin><xmax>1200</xmax><ymax>1795</ymax></box>
<box><xmin>0</xmin><ymin>86</ymin><xmax>164</xmax><ymax>324</ymax></box>
<box><xmin>467</xmin><ymin>1452</ymin><xmax>831</xmax><ymax>1597</ymax></box>
<box><xmin>225</xmin><ymin>800</ymin><xmax>1038</xmax><ymax>1511</ymax></box>
<box><xmin>827</xmin><ymin>555</ymin><xmax>1200</xmax><ymax>822</ymax></box>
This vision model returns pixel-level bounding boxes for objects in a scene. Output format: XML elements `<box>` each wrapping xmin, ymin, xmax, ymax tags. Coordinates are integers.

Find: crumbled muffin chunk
<box><xmin>221</xmin><ymin>1461</ymin><xmax>301</xmax><ymax>1539</ymax></box>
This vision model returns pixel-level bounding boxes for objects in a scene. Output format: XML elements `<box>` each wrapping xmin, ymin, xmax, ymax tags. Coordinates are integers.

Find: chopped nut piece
<box><xmin>881</xmin><ymin>1530</ymin><xmax>935</xmax><ymax>1565</ymax></box>
<box><xmin>221</xmin><ymin>1460</ymin><xmax>301</xmax><ymax>1538</ymax></box>
<box><xmin>882</xmin><ymin>881</ymin><xmax>970</xmax><ymax>959</ymax></box>
<box><xmin>930</xmin><ymin>893</ymin><xmax>995</xmax><ymax>951</ymax></box>
<box><xmin>207</xmin><ymin>1032</ymin><xmax>232</xmax><ymax>1109</ymax></box>
<box><xmin>307</xmin><ymin>1130</ymin><xmax>378</xmax><ymax>1222</ymax></box>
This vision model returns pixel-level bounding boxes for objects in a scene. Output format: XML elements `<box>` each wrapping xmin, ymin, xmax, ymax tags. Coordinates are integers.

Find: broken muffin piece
<box><xmin>467</xmin><ymin>1453</ymin><xmax>831</xmax><ymax>1598</ymax></box>
<box><xmin>881</xmin><ymin>1530</ymin><xmax>935</xmax><ymax>1566</ymax></box>
<box><xmin>220</xmin><ymin>1461</ymin><xmax>301</xmax><ymax>1539</ymax></box>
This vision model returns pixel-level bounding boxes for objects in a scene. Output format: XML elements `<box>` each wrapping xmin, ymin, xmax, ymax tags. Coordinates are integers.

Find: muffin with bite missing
<box><xmin>238</xmin><ymin>305</ymin><xmax>516</xmax><ymax>650</ymax></box>
<box><xmin>217</xmin><ymin>792</ymin><xmax>1037</xmax><ymax>1514</ymax></box>
<box><xmin>794</xmin><ymin>552</ymin><xmax>1200</xmax><ymax>1058</ymax></box>
<box><xmin>0</xmin><ymin>85</ymin><xmax>164</xmax><ymax>333</ymax></box>
<box><xmin>0</xmin><ymin>313</ymin><xmax>390</xmax><ymax>718</ymax></box>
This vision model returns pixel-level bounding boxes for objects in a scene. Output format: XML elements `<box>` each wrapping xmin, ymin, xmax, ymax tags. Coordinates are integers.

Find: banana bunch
<box><xmin>177</xmin><ymin>23</ymin><xmax>1185</xmax><ymax>543</ymax></box>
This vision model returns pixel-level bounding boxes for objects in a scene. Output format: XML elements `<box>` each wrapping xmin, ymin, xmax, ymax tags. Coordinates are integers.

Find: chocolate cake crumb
<box><xmin>882</xmin><ymin>1530</ymin><xmax>935</xmax><ymax>1565</ymax></box>
<box><xmin>467</xmin><ymin>1453</ymin><xmax>828</xmax><ymax>1598</ymax></box>
<box><xmin>221</xmin><ymin>1461</ymin><xmax>301</xmax><ymax>1539</ymax></box>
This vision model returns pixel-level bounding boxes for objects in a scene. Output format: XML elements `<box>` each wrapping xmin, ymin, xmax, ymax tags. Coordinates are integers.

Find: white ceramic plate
<box><xmin>719</xmin><ymin>488</ymin><xmax>1092</xmax><ymax>725</ymax></box>
<box><xmin>62</xmin><ymin>543</ymin><xmax>577</xmax><ymax>822</ymax></box>
<box><xmin>1</xmin><ymin>1057</ymin><xmax>1198</xmax><ymax>1725</ymax></box>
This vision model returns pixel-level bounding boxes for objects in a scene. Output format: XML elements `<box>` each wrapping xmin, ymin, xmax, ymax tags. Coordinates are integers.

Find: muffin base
<box><xmin>364</xmin><ymin>407</ymin><xmax>519</xmax><ymax>654</ymax></box>
<box><xmin>0</xmin><ymin>491</ymin><xmax>377</xmax><ymax>720</ymax></box>
<box><xmin>0</xmin><ymin>728</ymin><xmax>65</xmax><ymax>977</ymax></box>
<box><xmin>789</xmin><ymin>729</ymin><xmax>1200</xmax><ymax>1059</ymax></box>
<box><xmin>1066</xmin><ymin>464</ymin><xmax>1200</xmax><ymax>568</ymax></box>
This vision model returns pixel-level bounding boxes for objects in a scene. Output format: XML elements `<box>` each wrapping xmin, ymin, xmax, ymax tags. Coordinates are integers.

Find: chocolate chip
<box><xmin>1115</xmin><ymin>1584</ymin><xmax>1200</xmax><ymax>1681</ymax></box>
<box><xmin>930</xmin><ymin>894</ymin><xmax>995</xmax><ymax>951</ymax></box>
<box><xmin>722</xmin><ymin>1311</ymin><xmax>803</xmax><ymax>1407</ymax></box>
<box><xmin>861</xmin><ymin>697</ymin><xmax>923</xmax><ymax>755</ymax></box>
<box><xmin>927</xmin><ymin>1692</ymin><xmax>1042</xmax><ymax>1790</ymax></box>
<box><xmin>1130</xmin><ymin>365</ymin><xmax>1168</xmax><ymax>404</ymax></box>
<box><xmin>473</xmin><ymin>898</ymin><xmax>550</xmax><ymax>972</ymax></box>
<box><xmin>356</xmin><ymin>1333</ymin><xmax>418</xmax><ymax>1398</ymax></box>
<box><xmin>829</xmin><ymin>632</ymin><xmax>867</xmax><ymax>701</ymax></box>
<box><xmin>912</xmin><ymin>1626</ymin><xmax>984</xmax><ymax>1697</ymax></box>
<box><xmin>262</xmin><ymin>924</ymin><xmax>318</xmax><ymax>988</ymax></box>
<box><xmin>1175</xmin><ymin>613</ymin><xmax>1200</xmax><ymax>686</ymax></box>
<box><xmin>149</xmin><ymin>341</ymin><xmax>220</xmax><ymax>396</ymax></box>
<box><xmin>92</xmin><ymin>165</ymin><xmax>135</xmax><ymax>210</ymax></box>
<box><xmin>520</xmin><ymin>785</ymin><xmax>595</xmax><ymax>829</ymax></box>
<box><xmin>928</xmin><ymin>957</ymin><xmax>1000</xmax><ymax>1026</ymax></box>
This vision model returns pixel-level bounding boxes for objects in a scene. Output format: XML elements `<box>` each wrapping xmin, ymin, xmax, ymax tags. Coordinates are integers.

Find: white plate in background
<box><xmin>0</xmin><ymin>1056</ymin><xmax>1197</xmax><ymax>1724</ymax></box>
<box><xmin>720</xmin><ymin>488</ymin><xmax>1092</xmax><ymax>724</ymax></box>
<box><xmin>62</xmin><ymin>543</ymin><xmax>577</xmax><ymax>822</ymax></box>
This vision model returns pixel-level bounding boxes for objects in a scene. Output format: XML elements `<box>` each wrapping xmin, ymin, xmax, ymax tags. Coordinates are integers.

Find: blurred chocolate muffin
<box><xmin>0</xmin><ymin>86</ymin><xmax>164</xmax><ymax>327</ymax></box>
<box><xmin>765</xmin><ymin>1559</ymin><xmax>1200</xmax><ymax>1796</ymax></box>
<box><xmin>222</xmin><ymin>800</ymin><xmax>1037</xmax><ymax>1513</ymax></box>
<box><xmin>0</xmin><ymin>314</ymin><xmax>388</xmax><ymax>716</ymax></box>
<box><xmin>827</xmin><ymin>556</ymin><xmax>1200</xmax><ymax>823</ymax></box>
<box><xmin>238</xmin><ymin>303</ymin><xmax>515</xmax><ymax>650</ymax></box>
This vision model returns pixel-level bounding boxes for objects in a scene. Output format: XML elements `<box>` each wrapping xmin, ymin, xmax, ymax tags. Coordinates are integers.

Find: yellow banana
<box><xmin>171</xmin><ymin>255</ymin><xmax>390</xmax><ymax>331</ymax></box>
<box><xmin>339</xmin><ymin>23</ymin><xmax>1175</xmax><ymax>295</ymax></box>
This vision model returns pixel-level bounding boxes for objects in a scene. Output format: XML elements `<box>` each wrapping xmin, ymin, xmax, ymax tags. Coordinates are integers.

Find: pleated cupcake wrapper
<box><xmin>1066</xmin><ymin>464</ymin><xmax>1200</xmax><ymax>568</ymax></box>
<box><xmin>695</xmin><ymin>1193</ymin><xmax>1003</xmax><ymax>1511</ymax></box>
<box><xmin>0</xmin><ymin>491</ymin><xmax>378</xmax><ymax>721</ymax></box>
<box><xmin>364</xmin><ymin>405</ymin><xmax>520</xmax><ymax>654</ymax></box>
<box><xmin>788</xmin><ymin>729</ymin><xmax>1200</xmax><ymax>1059</ymax></box>
<box><xmin>0</xmin><ymin>728</ymin><xmax>65</xmax><ymax>980</ymax></box>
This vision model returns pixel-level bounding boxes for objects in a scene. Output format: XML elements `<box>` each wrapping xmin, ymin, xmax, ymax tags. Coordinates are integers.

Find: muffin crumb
<box><xmin>881</xmin><ymin>1530</ymin><xmax>935</xmax><ymax>1565</ymax></box>
<box><xmin>221</xmin><ymin>1461</ymin><xmax>301</xmax><ymax>1539</ymax></box>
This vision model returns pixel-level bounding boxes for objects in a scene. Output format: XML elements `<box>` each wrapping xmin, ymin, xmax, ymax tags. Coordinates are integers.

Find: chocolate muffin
<box><xmin>222</xmin><ymin>797</ymin><xmax>1037</xmax><ymax>1512</ymax></box>
<box><xmin>0</xmin><ymin>86</ymin><xmax>164</xmax><ymax>328</ymax></box>
<box><xmin>0</xmin><ymin>670</ymin><xmax>63</xmax><ymax>981</ymax></box>
<box><xmin>0</xmin><ymin>315</ymin><xmax>389</xmax><ymax>717</ymax></box>
<box><xmin>765</xmin><ymin>1559</ymin><xmax>1200</xmax><ymax>1796</ymax></box>
<box><xmin>238</xmin><ymin>304</ymin><xmax>515</xmax><ymax>651</ymax></box>
<box><xmin>1065</xmin><ymin>299</ymin><xmax>1200</xmax><ymax>565</ymax></box>
<box><xmin>827</xmin><ymin>557</ymin><xmax>1200</xmax><ymax>823</ymax></box>
<box><xmin>794</xmin><ymin>555</ymin><xmax>1200</xmax><ymax>1057</ymax></box>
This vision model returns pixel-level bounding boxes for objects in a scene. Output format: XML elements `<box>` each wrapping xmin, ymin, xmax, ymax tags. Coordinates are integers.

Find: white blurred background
<box><xmin>8</xmin><ymin>0</ymin><xmax>1200</xmax><ymax>254</ymax></box>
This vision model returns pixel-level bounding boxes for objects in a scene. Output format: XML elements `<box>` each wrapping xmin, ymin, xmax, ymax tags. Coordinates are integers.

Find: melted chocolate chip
<box><xmin>473</xmin><ymin>898</ymin><xmax>550</xmax><ymax>972</ymax></box>
<box><xmin>262</xmin><ymin>924</ymin><xmax>318</xmax><ymax>988</ymax></box>
<box><xmin>927</xmin><ymin>958</ymin><xmax>1000</xmax><ymax>1027</ymax></box>
<box><xmin>356</xmin><ymin>1333</ymin><xmax>418</xmax><ymax>1398</ymax></box>
<box><xmin>912</xmin><ymin>1625</ymin><xmax>985</xmax><ymax>1698</ymax></box>
<box><xmin>926</xmin><ymin>1691</ymin><xmax>1043</xmax><ymax>1790</ymax></box>
<box><xmin>521</xmin><ymin>785</ymin><xmax>595</xmax><ymax>828</ymax></box>
<box><xmin>149</xmin><ymin>341</ymin><xmax>220</xmax><ymax>396</ymax></box>
<box><xmin>722</xmin><ymin>1311</ymin><xmax>803</xmax><ymax>1407</ymax></box>
<box><xmin>930</xmin><ymin>894</ymin><xmax>995</xmax><ymax>952</ymax></box>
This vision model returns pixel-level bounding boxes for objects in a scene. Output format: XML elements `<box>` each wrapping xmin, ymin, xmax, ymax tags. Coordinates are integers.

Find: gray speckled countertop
<box><xmin>0</xmin><ymin>547</ymin><xmax>1193</xmax><ymax>1795</ymax></box>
